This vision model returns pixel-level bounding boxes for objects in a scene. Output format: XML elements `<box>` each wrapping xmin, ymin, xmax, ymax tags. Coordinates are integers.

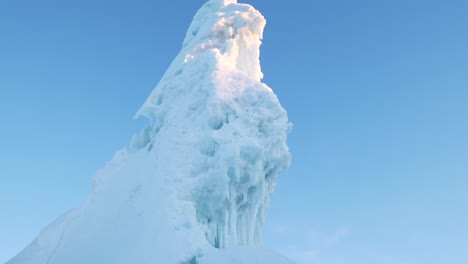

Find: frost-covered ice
<box><xmin>6</xmin><ymin>0</ymin><xmax>291</xmax><ymax>263</ymax></box>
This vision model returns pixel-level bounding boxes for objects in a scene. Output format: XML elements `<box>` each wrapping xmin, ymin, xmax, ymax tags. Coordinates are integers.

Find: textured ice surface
<box><xmin>6</xmin><ymin>0</ymin><xmax>291</xmax><ymax>263</ymax></box>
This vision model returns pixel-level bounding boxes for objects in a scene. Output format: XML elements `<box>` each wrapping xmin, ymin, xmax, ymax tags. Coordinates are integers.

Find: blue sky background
<box><xmin>1</xmin><ymin>0</ymin><xmax>467</xmax><ymax>263</ymax></box>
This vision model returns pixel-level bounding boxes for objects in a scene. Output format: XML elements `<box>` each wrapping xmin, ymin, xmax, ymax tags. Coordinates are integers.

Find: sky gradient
<box><xmin>1</xmin><ymin>0</ymin><xmax>468</xmax><ymax>263</ymax></box>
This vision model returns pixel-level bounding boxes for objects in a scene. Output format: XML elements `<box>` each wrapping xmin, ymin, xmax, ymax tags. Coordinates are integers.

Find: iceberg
<box><xmin>6</xmin><ymin>0</ymin><xmax>291</xmax><ymax>263</ymax></box>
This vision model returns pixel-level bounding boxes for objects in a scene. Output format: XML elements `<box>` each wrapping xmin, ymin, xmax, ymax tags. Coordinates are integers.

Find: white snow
<box><xmin>6</xmin><ymin>0</ymin><xmax>291</xmax><ymax>263</ymax></box>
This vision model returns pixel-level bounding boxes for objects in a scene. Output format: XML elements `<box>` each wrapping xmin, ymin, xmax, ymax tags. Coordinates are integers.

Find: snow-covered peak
<box><xmin>183</xmin><ymin>0</ymin><xmax>265</xmax><ymax>81</ymax></box>
<box><xmin>137</xmin><ymin>0</ymin><xmax>266</xmax><ymax>121</ymax></box>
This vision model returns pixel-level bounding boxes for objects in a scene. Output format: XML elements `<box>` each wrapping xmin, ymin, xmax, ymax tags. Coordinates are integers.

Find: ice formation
<box><xmin>6</xmin><ymin>0</ymin><xmax>291</xmax><ymax>263</ymax></box>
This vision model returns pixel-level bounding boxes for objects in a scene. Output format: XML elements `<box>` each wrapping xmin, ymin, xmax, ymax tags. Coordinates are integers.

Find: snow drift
<box><xmin>6</xmin><ymin>0</ymin><xmax>291</xmax><ymax>263</ymax></box>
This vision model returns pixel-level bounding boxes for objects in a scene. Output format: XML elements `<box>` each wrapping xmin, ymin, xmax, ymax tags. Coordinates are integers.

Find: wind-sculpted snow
<box><xmin>6</xmin><ymin>0</ymin><xmax>291</xmax><ymax>263</ymax></box>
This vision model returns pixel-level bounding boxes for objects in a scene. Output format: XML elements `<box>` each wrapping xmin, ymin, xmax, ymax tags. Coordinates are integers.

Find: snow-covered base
<box><xmin>202</xmin><ymin>246</ymin><xmax>294</xmax><ymax>264</ymax></box>
<box><xmin>8</xmin><ymin>149</ymin><xmax>293</xmax><ymax>264</ymax></box>
<box><xmin>6</xmin><ymin>0</ymin><xmax>292</xmax><ymax>263</ymax></box>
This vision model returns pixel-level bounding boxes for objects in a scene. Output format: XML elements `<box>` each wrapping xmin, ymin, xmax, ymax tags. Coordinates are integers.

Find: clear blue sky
<box><xmin>1</xmin><ymin>0</ymin><xmax>467</xmax><ymax>263</ymax></box>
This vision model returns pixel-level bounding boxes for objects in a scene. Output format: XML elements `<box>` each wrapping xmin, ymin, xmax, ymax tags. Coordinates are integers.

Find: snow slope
<box><xmin>6</xmin><ymin>0</ymin><xmax>292</xmax><ymax>263</ymax></box>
